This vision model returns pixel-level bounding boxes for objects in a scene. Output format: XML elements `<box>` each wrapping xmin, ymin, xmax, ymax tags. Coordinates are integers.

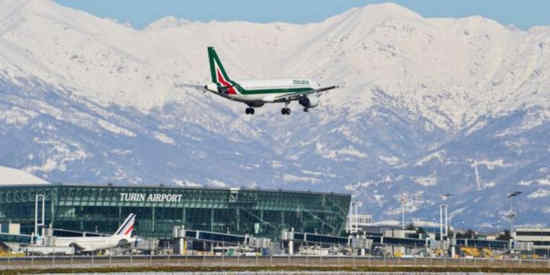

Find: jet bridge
<box><xmin>172</xmin><ymin>226</ymin><xmax>272</xmax><ymax>255</ymax></box>
<box><xmin>0</xmin><ymin>233</ymin><xmax>32</xmax><ymax>244</ymax></box>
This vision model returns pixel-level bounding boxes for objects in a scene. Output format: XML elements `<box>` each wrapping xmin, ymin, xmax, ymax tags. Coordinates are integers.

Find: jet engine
<box><xmin>298</xmin><ymin>95</ymin><xmax>320</xmax><ymax>109</ymax></box>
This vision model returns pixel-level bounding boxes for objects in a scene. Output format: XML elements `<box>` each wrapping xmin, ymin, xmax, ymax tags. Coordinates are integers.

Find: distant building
<box><xmin>514</xmin><ymin>227</ymin><xmax>550</xmax><ymax>255</ymax></box>
<box><xmin>485</xmin><ymin>233</ymin><xmax>499</xmax><ymax>241</ymax></box>
<box><xmin>383</xmin><ymin>229</ymin><xmax>417</xmax><ymax>239</ymax></box>
<box><xmin>346</xmin><ymin>216</ymin><xmax>443</xmax><ymax>240</ymax></box>
<box><xmin>346</xmin><ymin>214</ymin><xmax>373</xmax><ymax>233</ymax></box>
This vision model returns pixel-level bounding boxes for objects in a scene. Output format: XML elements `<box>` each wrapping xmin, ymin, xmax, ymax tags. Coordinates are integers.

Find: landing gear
<box><xmin>303</xmin><ymin>108</ymin><xmax>309</xmax><ymax>112</ymax></box>
<box><xmin>245</xmin><ymin>107</ymin><xmax>255</xmax><ymax>115</ymax></box>
<box><xmin>281</xmin><ymin>108</ymin><xmax>291</xmax><ymax>115</ymax></box>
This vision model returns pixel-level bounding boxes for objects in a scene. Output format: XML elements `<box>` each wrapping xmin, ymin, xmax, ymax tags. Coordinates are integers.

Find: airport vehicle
<box><xmin>188</xmin><ymin>47</ymin><xmax>339</xmax><ymax>115</ymax></box>
<box><xmin>50</xmin><ymin>213</ymin><xmax>136</xmax><ymax>253</ymax></box>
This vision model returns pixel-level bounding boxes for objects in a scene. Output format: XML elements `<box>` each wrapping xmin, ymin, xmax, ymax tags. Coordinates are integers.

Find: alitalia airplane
<box><xmin>187</xmin><ymin>47</ymin><xmax>339</xmax><ymax>115</ymax></box>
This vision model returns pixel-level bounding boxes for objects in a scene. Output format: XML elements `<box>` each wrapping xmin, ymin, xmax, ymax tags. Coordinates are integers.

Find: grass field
<box><xmin>1</xmin><ymin>255</ymin><xmax>550</xmax><ymax>274</ymax></box>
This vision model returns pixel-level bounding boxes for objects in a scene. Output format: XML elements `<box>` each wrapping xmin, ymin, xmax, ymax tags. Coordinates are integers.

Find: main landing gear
<box><xmin>281</xmin><ymin>107</ymin><xmax>291</xmax><ymax>115</ymax></box>
<box><xmin>245</xmin><ymin>107</ymin><xmax>255</xmax><ymax>115</ymax></box>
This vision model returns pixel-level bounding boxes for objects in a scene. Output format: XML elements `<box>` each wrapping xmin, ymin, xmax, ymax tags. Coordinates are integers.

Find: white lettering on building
<box><xmin>119</xmin><ymin>193</ymin><xmax>182</xmax><ymax>203</ymax></box>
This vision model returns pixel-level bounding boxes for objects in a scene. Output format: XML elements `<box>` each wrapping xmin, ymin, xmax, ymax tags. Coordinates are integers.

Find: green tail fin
<box><xmin>208</xmin><ymin>47</ymin><xmax>232</xmax><ymax>84</ymax></box>
<box><xmin>208</xmin><ymin>47</ymin><xmax>239</xmax><ymax>95</ymax></box>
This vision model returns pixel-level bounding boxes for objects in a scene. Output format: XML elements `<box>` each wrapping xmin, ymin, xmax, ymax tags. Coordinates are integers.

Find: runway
<box><xmin>1</xmin><ymin>255</ymin><xmax>549</xmax><ymax>272</ymax></box>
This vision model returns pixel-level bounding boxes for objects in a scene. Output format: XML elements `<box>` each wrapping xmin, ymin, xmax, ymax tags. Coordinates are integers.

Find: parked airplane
<box><xmin>53</xmin><ymin>213</ymin><xmax>136</xmax><ymax>253</ymax></box>
<box><xmin>187</xmin><ymin>47</ymin><xmax>339</xmax><ymax>115</ymax></box>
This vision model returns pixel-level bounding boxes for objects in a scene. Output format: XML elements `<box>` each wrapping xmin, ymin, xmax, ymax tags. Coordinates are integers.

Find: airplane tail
<box><xmin>113</xmin><ymin>213</ymin><xmax>135</xmax><ymax>238</ymax></box>
<box><xmin>208</xmin><ymin>47</ymin><xmax>238</xmax><ymax>94</ymax></box>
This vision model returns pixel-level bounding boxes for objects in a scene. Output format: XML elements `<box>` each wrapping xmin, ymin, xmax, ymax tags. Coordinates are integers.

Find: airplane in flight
<box><xmin>187</xmin><ymin>47</ymin><xmax>340</xmax><ymax>115</ymax></box>
<box><xmin>52</xmin><ymin>213</ymin><xmax>136</xmax><ymax>254</ymax></box>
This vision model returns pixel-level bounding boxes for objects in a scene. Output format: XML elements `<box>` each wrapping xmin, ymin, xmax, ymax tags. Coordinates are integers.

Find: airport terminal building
<box><xmin>0</xmin><ymin>184</ymin><xmax>350</xmax><ymax>240</ymax></box>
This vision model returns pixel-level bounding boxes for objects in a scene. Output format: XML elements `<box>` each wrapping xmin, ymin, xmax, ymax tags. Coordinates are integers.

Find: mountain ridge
<box><xmin>1</xmin><ymin>1</ymin><xmax>550</xmax><ymax>228</ymax></box>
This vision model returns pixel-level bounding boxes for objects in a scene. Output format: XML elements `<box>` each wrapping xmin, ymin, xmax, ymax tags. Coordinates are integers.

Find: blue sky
<box><xmin>55</xmin><ymin>0</ymin><xmax>549</xmax><ymax>30</ymax></box>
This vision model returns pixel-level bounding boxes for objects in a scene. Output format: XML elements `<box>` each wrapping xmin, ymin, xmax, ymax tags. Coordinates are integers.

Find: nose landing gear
<box><xmin>245</xmin><ymin>107</ymin><xmax>255</xmax><ymax>115</ymax></box>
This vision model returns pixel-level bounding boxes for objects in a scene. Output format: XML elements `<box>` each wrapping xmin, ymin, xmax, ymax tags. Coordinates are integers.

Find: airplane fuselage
<box><xmin>53</xmin><ymin>235</ymin><xmax>132</xmax><ymax>252</ymax></box>
<box><xmin>205</xmin><ymin>79</ymin><xmax>319</xmax><ymax>104</ymax></box>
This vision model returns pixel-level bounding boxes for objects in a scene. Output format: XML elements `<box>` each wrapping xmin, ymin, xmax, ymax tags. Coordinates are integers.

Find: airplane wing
<box><xmin>315</xmin><ymin>85</ymin><xmax>339</xmax><ymax>94</ymax></box>
<box><xmin>271</xmin><ymin>85</ymin><xmax>339</xmax><ymax>103</ymax></box>
<box><xmin>181</xmin><ymin>83</ymin><xmax>207</xmax><ymax>91</ymax></box>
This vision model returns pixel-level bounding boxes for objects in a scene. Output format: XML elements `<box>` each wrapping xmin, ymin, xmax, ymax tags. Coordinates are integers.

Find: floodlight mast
<box><xmin>439</xmin><ymin>193</ymin><xmax>452</xmax><ymax>241</ymax></box>
<box><xmin>400</xmin><ymin>194</ymin><xmax>407</xmax><ymax>230</ymax></box>
<box><xmin>347</xmin><ymin>200</ymin><xmax>360</xmax><ymax>234</ymax></box>
<box><xmin>507</xmin><ymin>191</ymin><xmax>522</xmax><ymax>236</ymax></box>
<box><xmin>355</xmin><ymin>201</ymin><xmax>359</xmax><ymax>233</ymax></box>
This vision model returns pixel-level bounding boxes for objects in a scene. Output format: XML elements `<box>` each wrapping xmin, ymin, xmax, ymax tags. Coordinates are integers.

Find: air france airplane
<box><xmin>53</xmin><ymin>213</ymin><xmax>136</xmax><ymax>253</ymax></box>
<box><xmin>188</xmin><ymin>47</ymin><xmax>339</xmax><ymax>115</ymax></box>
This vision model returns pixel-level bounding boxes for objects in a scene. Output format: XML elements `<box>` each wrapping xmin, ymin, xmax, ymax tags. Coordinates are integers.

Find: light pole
<box><xmin>399</xmin><ymin>194</ymin><xmax>408</xmax><ymax>230</ymax></box>
<box><xmin>439</xmin><ymin>194</ymin><xmax>452</xmax><ymax>241</ymax></box>
<box><xmin>346</xmin><ymin>200</ymin><xmax>353</xmax><ymax>234</ymax></box>
<box><xmin>507</xmin><ymin>191</ymin><xmax>522</xmax><ymax>239</ymax></box>
<box><xmin>348</xmin><ymin>200</ymin><xmax>361</xmax><ymax>234</ymax></box>
<box><xmin>354</xmin><ymin>201</ymin><xmax>360</xmax><ymax>233</ymax></box>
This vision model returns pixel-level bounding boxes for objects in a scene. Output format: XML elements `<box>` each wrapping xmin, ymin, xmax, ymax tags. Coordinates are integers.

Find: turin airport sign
<box><xmin>120</xmin><ymin>192</ymin><xmax>183</xmax><ymax>203</ymax></box>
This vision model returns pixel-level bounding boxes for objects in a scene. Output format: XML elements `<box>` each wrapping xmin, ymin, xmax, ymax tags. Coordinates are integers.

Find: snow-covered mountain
<box><xmin>0</xmin><ymin>165</ymin><xmax>49</xmax><ymax>185</ymax></box>
<box><xmin>1</xmin><ymin>0</ymin><xmax>549</xmax><ymax>229</ymax></box>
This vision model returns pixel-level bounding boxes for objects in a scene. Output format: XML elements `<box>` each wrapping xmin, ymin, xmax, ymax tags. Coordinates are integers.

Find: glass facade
<box><xmin>0</xmin><ymin>184</ymin><xmax>350</xmax><ymax>240</ymax></box>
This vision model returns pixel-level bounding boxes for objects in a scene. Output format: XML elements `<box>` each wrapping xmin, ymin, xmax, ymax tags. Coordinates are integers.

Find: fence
<box><xmin>1</xmin><ymin>255</ymin><xmax>550</xmax><ymax>270</ymax></box>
